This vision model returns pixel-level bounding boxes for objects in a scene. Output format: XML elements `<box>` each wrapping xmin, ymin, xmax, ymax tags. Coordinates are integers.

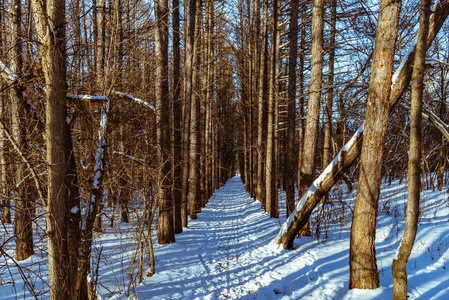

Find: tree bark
<box><xmin>8</xmin><ymin>0</ymin><xmax>35</xmax><ymax>260</ymax></box>
<box><xmin>181</xmin><ymin>0</ymin><xmax>196</xmax><ymax>227</ymax></box>
<box><xmin>188</xmin><ymin>0</ymin><xmax>203</xmax><ymax>220</ymax></box>
<box><xmin>155</xmin><ymin>0</ymin><xmax>175</xmax><ymax>244</ymax></box>
<box><xmin>297</xmin><ymin>0</ymin><xmax>324</xmax><ymax>235</ymax></box>
<box><xmin>172</xmin><ymin>0</ymin><xmax>183</xmax><ymax>234</ymax></box>
<box><xmin>285</xmin><ymin>0</ymin><xmax>298</xmax><ymax>217</ymax></box>
<box><xmin>31</xmin><ymin>0</ymin><xmax>82</xmax><ymax>297</ymax></box>
<box><xmin>322</xmin><ymin>0</ymin><xmax>337</xmax><ymax>173</ymax></box>
<box><xmin>350</xmin><ymin>0</ymin><xmax>401</xmax><ymax>289</ymax></box>
<box><xmin>256</xmin><ymin>0</ymin><xmax>268</xmax><ymax>204</ymax></box>
<box><xmin>392</xmin><ymin>0</ymin><xmax>430</xmax><ymax>298</ymax></box>
<box><xmin>265</xmin><ymin>0</ymin><xmax>279</xmax><ymax>217</ymax></box>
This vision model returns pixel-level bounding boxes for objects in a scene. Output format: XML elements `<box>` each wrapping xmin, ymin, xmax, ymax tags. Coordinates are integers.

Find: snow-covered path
<box><xmin>129</xmin><ymin>175</ymin><xmax>350</xmax><ymax>300</ymax></box>
<box><xmin>2</xmin><ymin>175</ymin><xmax>449</xmax><ymax>299</ymax></box>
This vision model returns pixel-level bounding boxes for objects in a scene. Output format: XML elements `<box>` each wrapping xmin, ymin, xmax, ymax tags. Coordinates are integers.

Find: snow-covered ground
<box><xmin>1</xmin><ymin>175</ymin><xmax>449</xmax><ymax>299</ymax></box>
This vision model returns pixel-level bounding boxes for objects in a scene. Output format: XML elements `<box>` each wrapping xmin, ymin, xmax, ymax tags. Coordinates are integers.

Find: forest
<box><xmin>0</xmin><ymin>0</ymin><xmax>449</xmax><ymax>299</ymax></box>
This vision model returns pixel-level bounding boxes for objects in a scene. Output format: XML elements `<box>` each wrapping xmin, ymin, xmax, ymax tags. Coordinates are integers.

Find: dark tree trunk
<box><xmin>181</xmin><ymin>0</ymin><xmax>196</xmax><ymax>227</ymax></box>
<box><xmin>285</xmin><ymin>0</ymin><xmax>298</xmax><ymax>217</ymax></box>
<box><xmin>172</xmin><ymin>0</ymin><xmax>183</xmax><ymax>234</ymax></box>
<box><xmin>9</xmin><ymin>0</ymin><xmax>35</xmax><ymax>261</ymax></box>
<box><xmin>155</xmin><ymin>0</ymin><xmax>175</xmax><ymax>244</ymax></box>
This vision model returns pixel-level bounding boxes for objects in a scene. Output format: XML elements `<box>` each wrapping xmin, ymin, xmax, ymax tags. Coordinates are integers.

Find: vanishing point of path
<box><xmin>131</xmin><ymin>175</ymin><xmax>349</xmax><ymax>300</ymax></box>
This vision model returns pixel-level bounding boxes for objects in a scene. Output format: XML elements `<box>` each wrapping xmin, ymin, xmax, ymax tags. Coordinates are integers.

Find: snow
<box><xmin>67</xmin><ymin>94</ymin><xmax>108</xmax><ymax>101</ymax></box>
<box><xmin>392</xmin><ymin>35</ymin><xmax>417</xmax><ymax>87</ymax></box>
<box><xmin>1</xmin><ymin>176</ymin><xmax>449</xmax><ymax>299</ymax></box>
<box><xmin>0</xmin><ymin>60</ymin><xmax>19</xmax><ymax>82</ymax></box>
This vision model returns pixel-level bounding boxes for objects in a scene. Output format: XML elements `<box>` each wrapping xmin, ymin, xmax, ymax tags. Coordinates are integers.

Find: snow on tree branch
<box><xmin>271</xmin><ymin>123</ymin><xmax>365</xmax><ymax>247</ymax></box>
<box><xmin>0</xmin><ymin>60</ymin><xmax>19</xmax><ymax>83</ymax></box>
<box><xmin>67</xmin><ymin>94</ymin><xmax>108</xmax><ymax>101</ymax></box>
<box><xmin>111</xmin><ymin>90</ymin><xmax>155</xmax><ymax>110</ymax></box>
<box><xmin>113</xmin><ymin>151</ymin><xmax>144</xmax><ymax>165</ymax></box>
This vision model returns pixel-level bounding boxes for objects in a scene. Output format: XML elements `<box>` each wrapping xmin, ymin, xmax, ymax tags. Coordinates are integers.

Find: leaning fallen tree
<box><xmin>276</xmin><ymin>0</ymin><xmax>449</xmax><ymax>250</ymax></box>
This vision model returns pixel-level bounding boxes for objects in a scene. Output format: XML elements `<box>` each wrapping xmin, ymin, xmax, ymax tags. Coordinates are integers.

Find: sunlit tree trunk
<box><xmin>188</xmin><ymin>0</ymin><xmax>203</xmax><ymax>220</ymax></box>
<box><xmin>350</xmin><ymin>0</ymin><xmax>401</xmax><ymax>289</ymax></box>
<box><xmin>392</xmin><ymin>0</ymin><xmax>430</xmax><ymax>298</ymax></box>
<box><xmin>322</xmin><ymin>0</ymin><xmax>337</xmax><ymax>173</ymax></box>
<box><xmin>265</xmin><ymin>0</ymin><xmax>279</xmax><ymax>217</ymax></box>
<box><xmin>297</xmin><ymin>0</ymin><xmax>324</xmax><ymax>235</ymax></box>
<box><xmin>31</xmin><ymin>0</ymin><xmax>81</xmax><ymax>296</ymax></box>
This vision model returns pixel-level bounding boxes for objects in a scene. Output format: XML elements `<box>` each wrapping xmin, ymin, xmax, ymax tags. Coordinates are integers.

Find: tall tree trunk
<box><xmin>95</xmin><ymin>0</ymin><xmax>105</xmax><ymax>89</ymax></box>
<box><xmin>256</xmin><ymin>0</ymin><xmax>268</xmax><ymax>204</ymax></box>
<box><xmin>350</xmin><ymin>0</ymin><xmax>401</xmax><ymax>289</ymax></box>
<box><xmin>181</xmin><ymin>0</ymin><xmax>196</xmax><ymax>227</ymax></box>
<box><xmin>188</xmin><ymin>0</ymin><xmax>202</xmax><ymax>220</ymax></box>
<box><xmin>285</xmin><ymin>0</ymin><xmax>298</xmax><ymax>217</ymax></box>
<box><xmin>297</xmin><ymin>3</ymin><xmax>306</xmax><ymax>198</ymax></box>
<box><xmin>31</xmin><ymin>0</ymin><xmax>81</xmax><ymax>297</ymax></box>
<box><xmin>9</xmin><ymin>0</ymin><xmax>35</xmax><ymax>261</ymax></box>
<box><xmin>297</xmin><ymin>0</ymin><xmax>324</xmax><ymax>235</ymax></box>
<box><xmin>265</xmin><ymin>0</ymin><xmax>279</xmax><ymax>216</ymax></box>
<box><xmin>322</xmin><ymin>0</ymin><xmax>337</xmax><ymax>172</ymax></box>
<box><xmin>298</xmin><ymin>0</ymin><xmax>324</xmax><ymax>198</ymax></box>
<box><xmin>0</xmin><ymin>97</ymin><xmax>10</xmax><ymax>224</ymax></box>
<box><xmin>155</xmin><ymin>0</ymin><xmax>175</xmax><ymax>244</ymax></box>
<box><xmin>172</xmin><ymin>0</ymin><xmax>183</xmax><ymax>234</ymax></box>
<box><xmin>392</xmin><ymin>0</ymin><xmax>430</xmax><ymax>298</ymax></box>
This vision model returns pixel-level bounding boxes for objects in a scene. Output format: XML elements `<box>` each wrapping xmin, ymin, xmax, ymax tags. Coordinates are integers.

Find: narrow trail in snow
<box><xmin>133</xmin><ymin>176</ymin><xmax>327</xmax><ymax>299</ymax></box>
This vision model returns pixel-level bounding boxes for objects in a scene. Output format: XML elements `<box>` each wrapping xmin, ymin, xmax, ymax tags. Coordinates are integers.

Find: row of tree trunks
<box><xmin>277</xmin><ymin>0</ymin><xmax>449</xmax><ymax>250</ymax></box>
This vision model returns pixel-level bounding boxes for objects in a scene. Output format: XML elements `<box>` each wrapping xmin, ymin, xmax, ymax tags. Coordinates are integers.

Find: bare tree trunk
<box><xmin>155</xmin><ymin>0</ymin><xmax>175</xmax><ymax>244</ymax></box>
<box><xmin>322</xmin><ymin>0</ymin><xmax>336</xmax><ymax>172</ymax></box>
<box><xmin>96</xmin><ymin>0</ymin><xmax>105</xmax><ymax>89</ymax></box>
<box><xmin>172</xmin><ymin>0</ymin><xmax>183</xmax><ymax>234</ymax></box>
<box><xmin>181</xmin><ymin>0</ymin><xmax>196</xmax><ymax>227</ymax></box>
<box><xmin>8</xmin><ymin>0</ymin><xmax>35</xmax><ymax>261</ymax></box>
<box><xmin>392</xmin><ymin>0</ymin><xmax>430</xmax><ymax>298</ymax></box>
<box><xmin>31</xmin><ymin>0</ymin><xmax>81</xmax><ymax>297</ymax></box>
<box><xmin>297</xmin><ymin>0</ymin><xmax>324</xmax><ymax>236</ymax></box>
<box><xmin>285</xmin><ymin>0</ymin><xmax>298</xmax><ymax>217</ymax></box>
<box><xmin>188</xmin><ymin>0</ymin><xmax>202</xmax><ymax>220</ymax></box>
<box><xmin>298</xmin><ymin>0</ymin><xmax>324</xmax><ymax>198</ymax></box>
<box><xmin>256</xmin><ymin>0</ymin><xmax>268</xmax><ymax>203</ymax></box>
<box><xmin>265</xmin><ymin>0</ymin><xmax>279</xmax><ymax>216</ymax></box>
<box><xmin>0</xmin><ymin>24</ymin><xmax>10</xmax><ymax>223</ymax></box>
<box><xmin>350</xmin><ymin>0</ymin><xmax>401</xmax><ymax>289</ymax></box>
<box><xmin>297</xmin><ymin>3</ymin><xmax>306</xmax><ymax>196</ymax></box>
